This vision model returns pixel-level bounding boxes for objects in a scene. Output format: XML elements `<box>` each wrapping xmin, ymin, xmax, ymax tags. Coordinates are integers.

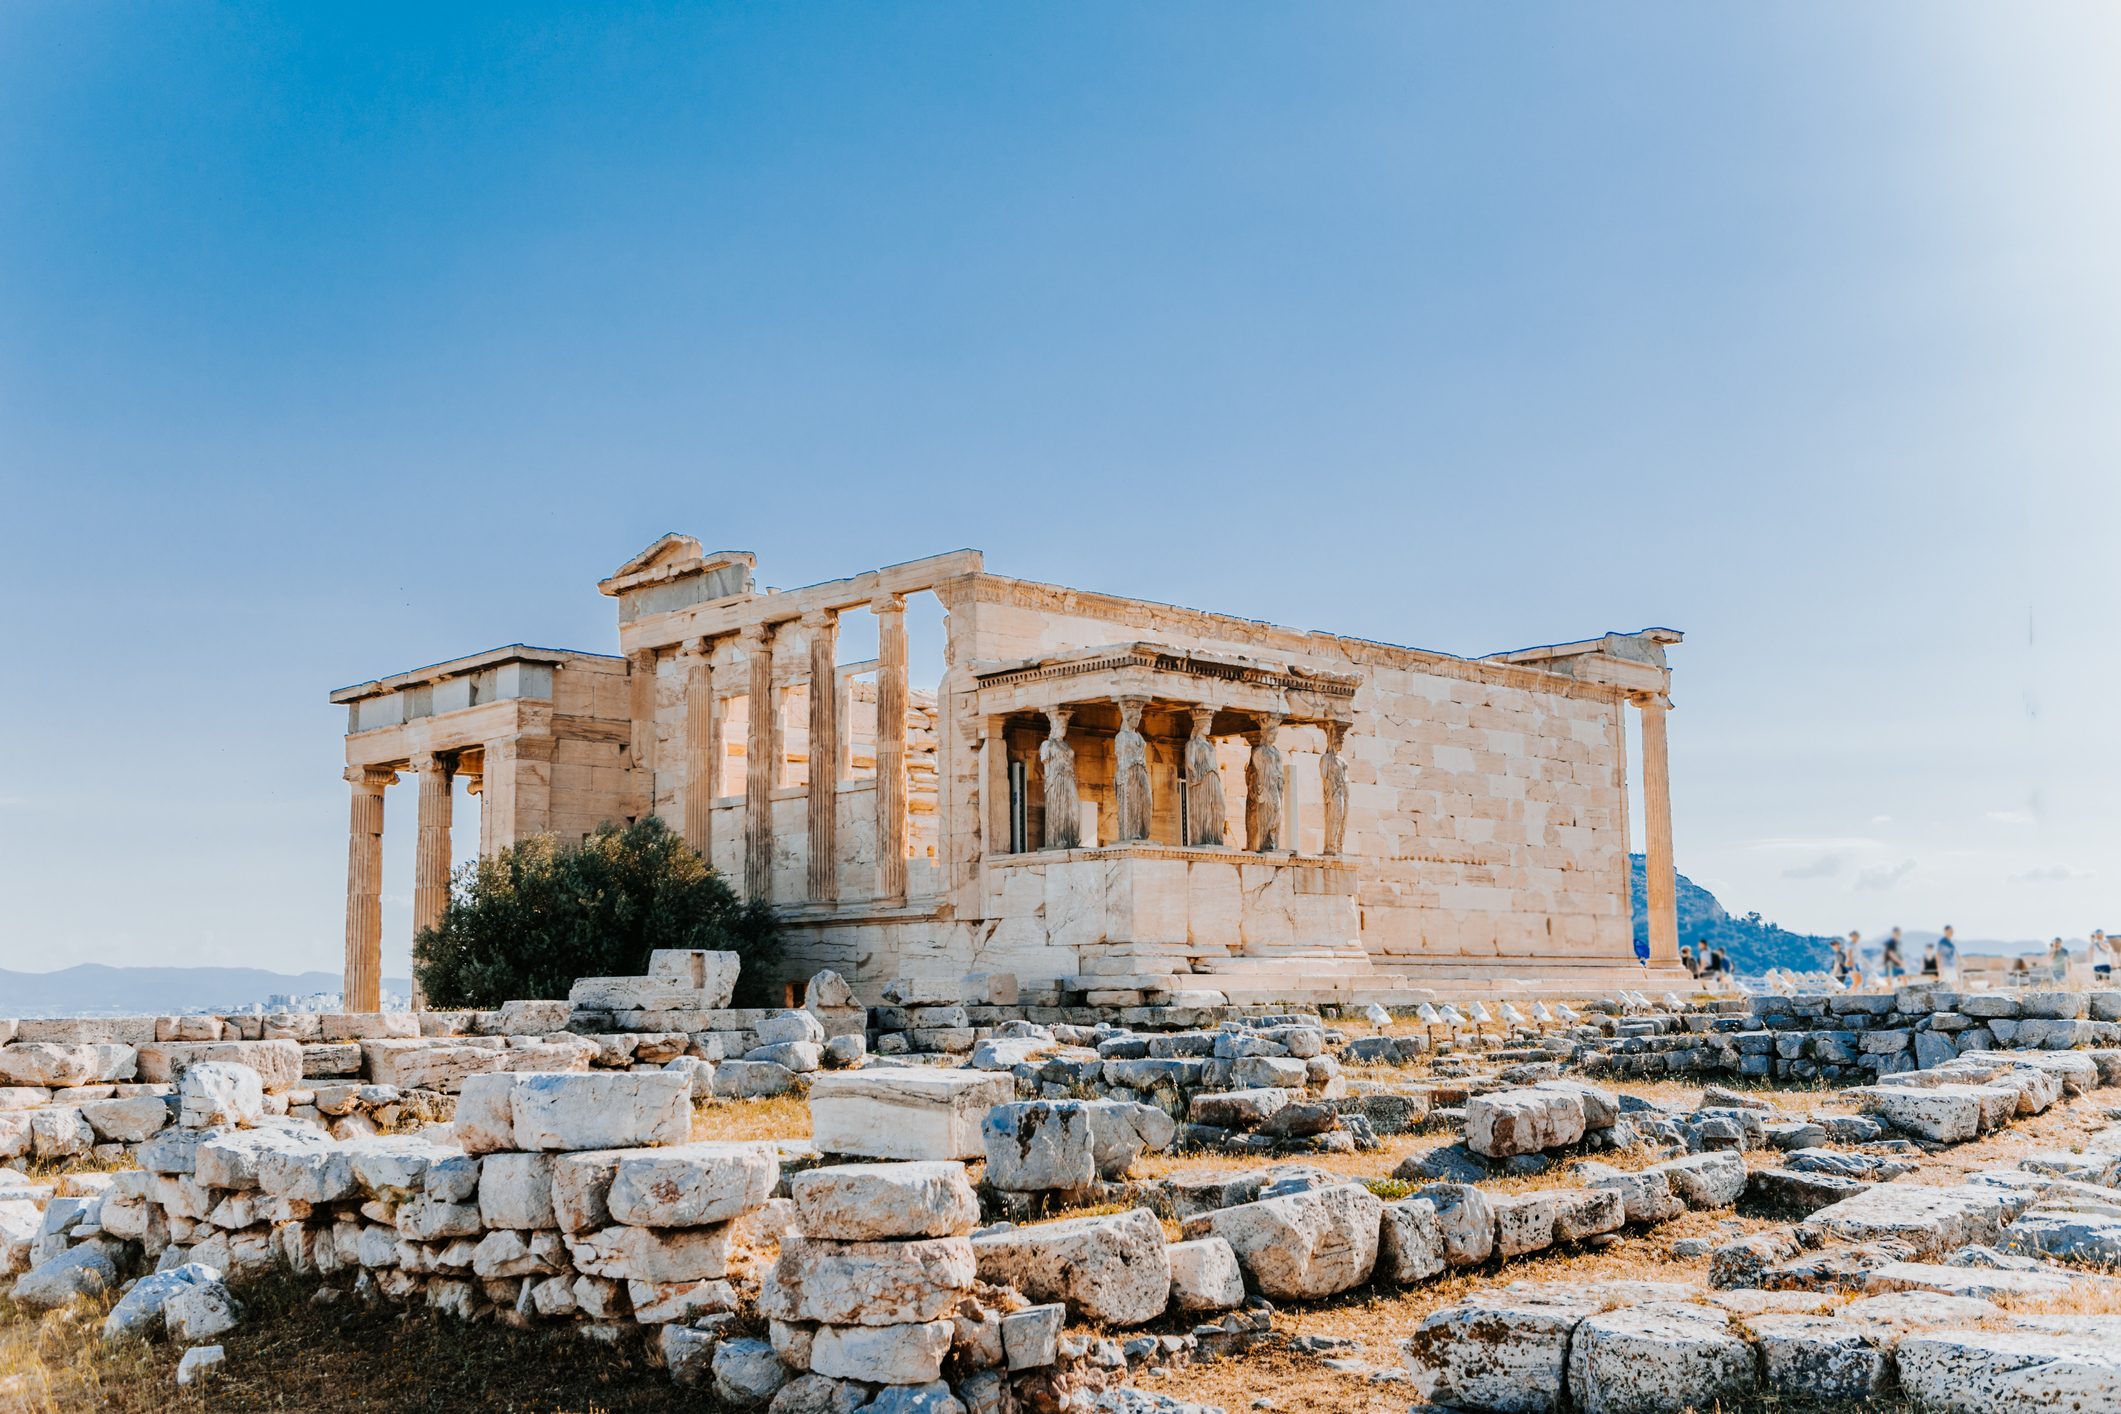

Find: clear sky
<box><xmin>4</xmin><ymin>3</ymin><xmax>2118</xmax><ymax>980</ymax></box>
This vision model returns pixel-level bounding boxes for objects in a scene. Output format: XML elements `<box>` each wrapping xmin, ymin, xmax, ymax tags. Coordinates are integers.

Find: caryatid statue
<box><xmin>1113</xmin><ymin>696</ymin><xmax>1152</xmax><ymax>842</ymax></box>
<box><xmin>1182</xmin><ymin>707</ymin><xmax>1225</xmax><ymax>847</ymax></box>
<box><xmin>1246</xmin><ymin>712</ymin><xmax>1285</xmax><ymax>853</ymax></box>
<box><xmin>1039</xmin><ymin>706</ymin><xmax>1080</xmax><ymax>850</ymax></box>
<box><xmin>1321</xmin><ymin>720</ymin><xmax>1349</xmax><ymax>856</ymax></box>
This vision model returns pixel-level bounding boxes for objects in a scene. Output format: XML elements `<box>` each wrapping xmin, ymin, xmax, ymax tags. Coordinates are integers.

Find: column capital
<box><xmin>410</xmin><ymin>750</ymin><xmax>453</xmax><ymax>774</ymax></box>
<box><xmin>801</xmin><ymin>607</ymin><xmax>837</xmax><ymax>631</ymax></box>
<box><xmin>871</xmin><ymin>590</ymin><xmax>906</xmax><ymax>616</ymax></box>
<box><xmin>1631</xmin><ymin>691</ymin><xmax>1673</xmax><ymax>712</ymax></box>
<box><xmin>739</xmin><ymin>620</ymin><xmax>773</xmax><ymax>647</ymax></box>
<box><xmin>345</xmin><ymin>765</ymin><xmax>397</xmax><ymax>792</ymax></box>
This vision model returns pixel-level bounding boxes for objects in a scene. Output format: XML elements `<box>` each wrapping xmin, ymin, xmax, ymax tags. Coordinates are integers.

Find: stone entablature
<box><xmin>333</xmin><ymin>537</ymin><xmax>1688</xmax><ymax>1003</ymax></box>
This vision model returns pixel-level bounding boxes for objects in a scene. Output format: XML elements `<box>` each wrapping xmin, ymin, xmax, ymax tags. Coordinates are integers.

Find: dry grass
<box><xmin>688</xmin><ymin>1094</ymin><xmax>811</xmax><ymax>1143</ymax></box>
<box><xmin>0</xmin><ymin>1273</ymin><xmax>700</xmax><ymax>1414</ymax></box>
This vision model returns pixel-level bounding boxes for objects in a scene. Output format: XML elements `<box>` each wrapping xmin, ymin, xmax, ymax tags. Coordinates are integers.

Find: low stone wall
<box><xmin>1577</xmin><ymin>986</ymin><xmax>2121</xmax><ymax>1082</ymax></box>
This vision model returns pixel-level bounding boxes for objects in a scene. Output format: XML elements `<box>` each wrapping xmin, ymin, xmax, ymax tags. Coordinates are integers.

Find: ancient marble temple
<box><xmin>332</xmin><ymin>538</ymin><xmax>1687</xmax><ymax>1008</ymax></box>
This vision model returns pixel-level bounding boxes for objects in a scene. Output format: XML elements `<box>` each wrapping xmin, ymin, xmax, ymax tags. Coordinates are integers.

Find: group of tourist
<box><xmin>1828</xmin><ymin>925</ymin><xmax>2116</xmax><ymax>991</ymax></box>
<box><xmin>1678</xmin><ymin>942</ymin><xmax>1732</xmax><ymax>980</ymax></box>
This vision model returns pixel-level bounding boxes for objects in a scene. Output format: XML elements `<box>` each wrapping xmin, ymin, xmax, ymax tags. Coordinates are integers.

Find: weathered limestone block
<box><xmin>744</xmin><ymin>1042</ymin><xmax>822</xmax><ymax>1073</ymax></box>
<box><xmin>648</xmin><ymin>949</ymin><xmax>742</xmax><ymax>1006</ymax></box>
<box><xmin>1998</xmin><ymin>1207</ymin><xmax>2121</xmax><ymax>1267</ymax></box>
<box><xmin>0</xmin><ymin>1044</ymin><xmax>104</xmax><ymax>1088</ymax></box>
<box><xmin>345</xmin><ymin>1135</ymin><xmax>463</xmax><ymax>1204</ymax></box>
<box><xmin>1186</xmin><ymin>1088</ymin><xmax>1288</xmax><ymax>1130</ymax></box>
<box><xmin>1751</xmin><ymin>1313</ymin><xmax>1891</xmax><ymax>1401</ymax></box>
<box><xmin>762</xmin><ymin>1234</ymin><xmax>977</xmax><ymax>1325</ymax></box>
<box><xmin>1647</xmin><ymin>1152</ymin><xmax>1747</xmax><ymax>1210</ymax></box>
<box><xmin>139</xmin><ymin>1041</ymin><xmax>299</xmax><ymax>1091</ymax></box>
<box><xmin>1804</xmin><ymin>1183</ymin><xmax>2012</xmax><ymax>1257</ymax></box>
<box><xmin>983</xmin><ymin>1101</ymin><xmax>1095</xmax><ymax>1194</ymax></box>
<box><xmin>301</xmin><ymin>1043</ymin><xmax>363</xmax><ymax>1079</ymax></box>
<box><xmin>253</xmin><ymin>1135</ymin><xmax>359</xmax><ymax>1204</ymax></box>
<box><xmin>79</xmin><ymin>1096</ymin><xmax>170</xmax><ymax>1144</ymax></box>
<box><xmin>360</xmin><ymin>1041</ymin><xmax>513</xmax><ymax>1093</ymax></box>
<box><xmin>30</xmin><ymin>1109</ymin><xmax>92</xmax><ymax>1159</ymax></box>
<box><xmin>809</xmin><ymin>1071</ymin><xmax>1016</xmax><ymax>1161</ymax></box>
<box><xmin>511</xmin><ymin>1071</ymin><xmax>691</xmax><ymax>1151</ymax></box>
<box><xmin>1896</xmin><ymin>1321</ymin><xmax>2121</xmax><ymax>1414</ymax></box>
<box><xmin>1491</xmin><ymin>1192</ymin><xmax>1558</xmax><ymax>1258</ymax></box>
<box><xmin>712</xmin><ymin>1060</ymin><xmax>805</xmax><ymax>1099</ymax></box>
<box><xmin>315</xmin><ymin>1013</ymin><xmax>421</xmax><ymax>1041</ymax></box>
<box><xmin>179</xmin><ymin>1062</ymin><xmax>263</xmax><ymax>1129</ymax></box>
<box><xmin>1404</xmin><ymin>1286</ymin><xmax>1606</xmax><ymax>1413</ymax></box>
<box><xmin>453</xmin><ymin>1071</ymin><xmax>520</xmax><ymax>1154</ymax></box>
<box><xmin>971</xmin><ymin>1208</ymin><xmax>1172</xmax><ymax>1326</ymax></box>
<box><xmin>1414</xmin><ymin>1183</ymin><xmax>1496</xmax><ymax>1267</ymax></box>
<box><xmin>164</xmin><ymin>1277</ymin><xmax>243</xmax><ymax>1342</ymax></box>
<box><xmin>11</xmin><ymin>1243</ymin><xmax>120</xmax><ymax>1309</ymax></box>
<box><xmin>479</xmin><ymin>1152</ymin><xmax>557</xmax><ymax>1229</ymax></box>
<box><xmin>1551</xmin><ymin>1186</ymin><xmax>1627</xmax><ymax>1242</ymax></box>
<box><xmin>788</xmin><ymin>1162</ymin><xmax>981</xmax><ymax>1241</ymax></box>
<box><xmin>1579</xmin><ymin>1164</ymin><xmax>1685</xmax><ymax>1225</ymax></box>
<box><xmin>806</xmin><ymin>1319</ymin><xmax>955</xmax><ymax>1385</ymax></box>
<box><xmin>1856</xmin><ymin>1084</ymin><xmax>1985</xmax><ymax>1142</ymax></box>
<box><xmin>100</xmin><ymin>1261</ymin><xmax>223</xmax><ymax>1342</ymax></box>
<box><xmin>1567</xmin><ymin>1302</ymin><xmax>1755</xmax><ymax>1414</ymax></box>
<box><xmin>1166</xmin><ymin>1235</ymin><xmax>1246</xmax><ymax>1311</ymax></box>
<box><xmin>1532</xmin><ymin>1079</ymin><xmax>1621</xmax><ymax>1130</ymax></box>
<box><xmin>197</xmin><ymin>1125</ymin><xmax>335</xmax><ymax>1191</ymax></box>
<box><xmin>606</xmin><ymin>1142</ymin><xmax>779</xmax><ymax>1227</ymax></box>
<box><xmin>566</xmin><ymin>1222</ymin><xmax>734</xmax><ymax>1282</ymax></box>
<box><xmin>1465</xmin><ymin>1088</ymin><xmax>1586</xmax><ymax>1158</ymax></box>
<box><xmin>1085</xmin><ymin>1100</ymin><xmax>1176</xmax><ymax>1178</ymax></box>
<box><xmin>1377</xmin><ymin>1197</ymin><xmax>1446</xmax><ymax>1283</ymax></box>
<box><xmin>1199</xmin><ymin>1183</ymin><xmax>1382</xmax><ymax>1299</ymax></box>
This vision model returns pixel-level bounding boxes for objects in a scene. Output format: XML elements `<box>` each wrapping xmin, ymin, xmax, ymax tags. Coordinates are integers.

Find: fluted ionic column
<box><xmin>805</xmin><ymin>610</ymin><xmax>840</xmax><ymax>902</ymax></box>
<box><xmin>682</xmin><ymin>638</ymin><xmax>716</xmax><ymax>857</ymax></box>
<box><xmin>342</xmin><ymin>765</ymin><xmax>396</xmax><ymax>1013</ymax></box>
<box><xmin>410</xmin><ymin>754</ymin><xmax>453</xmax><ymax>1011</ymax></box>
<box><xmin>743</xmin><ymin>623</ymin><xmax>778</xmax><ymax>903</ymax></box>
<box><xmin>1636</xmin><ymin>692</ymin><xmax>1679</xmax><ymax>964</ymax></box>
<box><xmin>874</xmin><ymin>593</ymin><xmax>908</xmax><ymax>901</ymax></box>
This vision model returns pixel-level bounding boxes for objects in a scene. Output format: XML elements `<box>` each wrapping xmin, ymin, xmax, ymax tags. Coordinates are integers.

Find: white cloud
<box><xmin>1870</xmin><ymin>815</ymin><xmax>1893</xmax><ymax>825</ymax></box>
<box><xmin>2011</xmin><ymin>864</ymin><xmax>2088</xmax><ymax>883</ymax></box>
<box><xmin>1856</xmin><ymin>858</ymin><xmax>1918</xmax><ymax>891</ymax></box>
<box><xmin>1782</xmin><ymin>854</ymin><xmax>1844</xmax><ymax>880</ymax></box>
<box><xmin>1744</xmin><ymin>837</ymin><xmax>1884</xmax><ymax>853</ymax></box>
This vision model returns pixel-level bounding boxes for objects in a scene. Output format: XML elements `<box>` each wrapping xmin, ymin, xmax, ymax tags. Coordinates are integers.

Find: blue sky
<box><xmin>3</xmin><ymin>3</ymin><xmax>2118</xmax><ymax>977</ymax></box>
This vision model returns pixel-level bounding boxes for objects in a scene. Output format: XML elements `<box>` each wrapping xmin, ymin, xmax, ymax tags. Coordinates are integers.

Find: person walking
<box><xmin>1830</xmin><ymin>935</ymin><xmax>1852</xmax><ymax>988</ymax></box>
<box><xmin>1881</xmin><ymin>927</ymin><xmax>1906</xmax><ymax>984</ymax></box>
<box><xmin>1920</xmin><ymin>942</ymin><xmax>1939</xmax><ymax>979</ymax></box>
<box><xmin>2049</xmin><ymin>936</ymin><xmax>2072</xmax><ymax>984</ymax></box>
<box><xmin>2091</xmin><ymin>930</ymin><xmax>2113</xmax><ymax>983</ymax></box>
<box><xmin>1936</xmin><ymin>925</ymin><xmax>1959</xmax><ymax>985</ymax></box>
<box><xmin>1680</xmin><ymin>944</ymin><xmax>1699</xmax><ymax>978</ymax></box>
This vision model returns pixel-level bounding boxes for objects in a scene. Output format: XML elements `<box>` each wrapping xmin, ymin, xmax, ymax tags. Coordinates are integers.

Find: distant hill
<box><xmin>1630</xmin><ymin>855</ymin><xmax>1834</xmax><ymax>975</ymax></box>
<box><xmin>0</xmin><ymin>965</ymin><xmax>412</xmax><ymax>1018</ymax></box>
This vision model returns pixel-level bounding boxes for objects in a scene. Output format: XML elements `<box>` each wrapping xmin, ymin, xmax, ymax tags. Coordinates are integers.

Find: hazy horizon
<box><xmin>5</xmin><ymin>4</ymin><xmax>2119</xmax><ymax>979</ymax></box>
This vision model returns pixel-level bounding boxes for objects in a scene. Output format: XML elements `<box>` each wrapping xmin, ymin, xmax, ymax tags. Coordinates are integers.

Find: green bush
<box><xmin>412</xmin><ymin>817</ymin><xmax>779</xmax><ymax>1010</ymax></box>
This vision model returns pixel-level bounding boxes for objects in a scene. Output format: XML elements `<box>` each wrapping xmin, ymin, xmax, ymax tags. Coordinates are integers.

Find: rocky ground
<box><xmin>8</xmin><ymin>985</ymin><xmax>2121</xmax><ymax>1414</ymax></box>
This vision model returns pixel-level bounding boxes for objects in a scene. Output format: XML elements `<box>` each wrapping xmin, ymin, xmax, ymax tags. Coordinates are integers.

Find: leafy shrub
<box><xmin>413</xmin><ymin>817</ymin><xmax>778</xmax><ymax>1009</ymax></box>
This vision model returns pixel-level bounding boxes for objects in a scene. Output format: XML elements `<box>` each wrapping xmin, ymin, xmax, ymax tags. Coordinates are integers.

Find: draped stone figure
<box><xmin>1182</xmin><ymin>707</ymin><xmax>1225</xmax><ymax>847</ymax></box>
<box><xmin>1039</xmin><ymin>707</ymin><xmax>1080</xmax><ymax>850</ymax></box>
<box><xmin>1246</xmin><ymin>713</ymin><xmax>1284</xmax><ymax>852</ymax></box>
<box><xmin>1113</xmin><ymin>696</ymin><xmax>1152</xmax><ymax>842</ymax></box>
<box><xmin>1321</xmin><ymin>721</ymin><xmax>1349</xmax><ymax>856</ymax></box>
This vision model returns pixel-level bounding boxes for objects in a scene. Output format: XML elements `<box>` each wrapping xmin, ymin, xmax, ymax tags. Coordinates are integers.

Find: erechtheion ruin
<box><xmin>332</xmin><ymin>538</ymin><xmax>1689</xmax><ymax>1010</ymax></box>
